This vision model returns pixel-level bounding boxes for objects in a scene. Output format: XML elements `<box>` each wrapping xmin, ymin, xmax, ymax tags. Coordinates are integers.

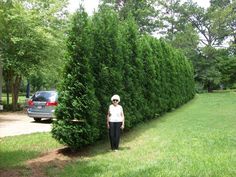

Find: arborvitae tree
<box><xmin>90</xmin><ymin>6</ymin><xmax>125</xmax><ymax>135</ymax></box>
<box><xmin>155</xmin><ymin>40</ymin><xmax>168</xmax><ymax>112</ymax></box>
<box><xmin>119</xmin><ymin>16</ymin><xmax>144</xmax><ymax>127</ymax></box>
<box><xmin>148</xmin><ymin>39</ymin><xmax>162</xmax><ymax>115</ymax></box>
<box><xmin>138</xmin><ymin>36</ymin><xmax>158</xmax><ymax>120</ymax></box>
<box><xmin>161</xmin><ymin>41</ymin><xmax>174</xmax><ymax>110</ymax></box>
<box><xmin>52</xmin><ymin>8</ymin><xmax>100</xmax><ymax>149</ymax></box>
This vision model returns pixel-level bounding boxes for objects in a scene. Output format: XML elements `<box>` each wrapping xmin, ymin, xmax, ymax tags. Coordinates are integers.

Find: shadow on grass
<box><xmin>0</xmin><ymin>149</ymin><xmax>39</xmax><ymax>169</ymax></box>
<box><xmin>56</xmin><ymin>115</ymin><xmax>172</xmax><ymax>159</ymax></box>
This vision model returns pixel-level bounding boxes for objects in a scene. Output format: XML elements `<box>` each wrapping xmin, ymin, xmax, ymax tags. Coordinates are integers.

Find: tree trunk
<box><xmin>0</xmin><ymin>62</ymin><xmax>2</xmax><ymax>107</ymax></box>
<box><xmin>5</xmin><ymin>70</ymin><xmax>13</xmax><ymax>107</ymax></box>
<box><xmin>207</xmin><ymin>81</ymin><xmax>213</xmax><ymax>92</ymax></box>
<box><xmin>6</xmin><ymin>78</ymin><xmax>10</xmax><ymax>105</ymax></box>
<box><xmin>11</xmin><ymin>75</ymin><xmax>22</xmax><ymax>111</ymax></box>
<box><xmin>26</xmin><ymin>79</ymin><xmax>30</xmax><ymax>98</ymax></box>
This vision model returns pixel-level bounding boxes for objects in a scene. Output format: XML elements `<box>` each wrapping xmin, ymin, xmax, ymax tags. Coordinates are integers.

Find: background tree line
<box><xmin>51</xmin><ymin>6</ymin><xmax>195</xmax><ymax>149</ymax></box>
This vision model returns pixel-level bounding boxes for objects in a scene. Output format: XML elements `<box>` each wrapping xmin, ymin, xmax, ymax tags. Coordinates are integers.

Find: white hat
<box><xmin>111</xmin><ymin>94</ymin><xmax>120</xmax><ymax>103</ymax></box>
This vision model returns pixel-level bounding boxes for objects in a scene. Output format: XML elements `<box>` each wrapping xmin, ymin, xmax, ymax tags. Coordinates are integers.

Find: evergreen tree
<box><xmin>90</xmin><ymin>6</ymin><xmax>125</xmax><ymax>135</ymax></box>
<box><xmin>138</xmin><ymin>36</ymin><xmax>158</xmax><ymax>119</ymax></box>
<box><xmin>119</xmin><ymin>16</ymin><xmax>144</xmax><ymax>127</ymax></box>
<box><xmin>52</xmin><ymin>7</ymin><xmax>100</xmax><ymax>149</ymax></box>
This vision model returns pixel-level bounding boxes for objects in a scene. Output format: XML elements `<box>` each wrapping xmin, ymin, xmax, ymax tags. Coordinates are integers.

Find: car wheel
<box><xmin>34</xmin><ymin>118</ymin><xmax>41</xmax><ymax>122</ymax></box>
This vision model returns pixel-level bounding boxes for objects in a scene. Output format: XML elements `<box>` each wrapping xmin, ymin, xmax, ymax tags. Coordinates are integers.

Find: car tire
<box><xmin>34</xmin><ymin>118</ymin><xmax>41</xmax><ymax>122</ymax></box>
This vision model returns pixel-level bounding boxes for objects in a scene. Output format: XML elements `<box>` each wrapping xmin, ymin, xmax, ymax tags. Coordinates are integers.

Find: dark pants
<box><xmin>109</xmin><ymin>122</ymin><xmax>122</xmax><ymax>150</ymax></box>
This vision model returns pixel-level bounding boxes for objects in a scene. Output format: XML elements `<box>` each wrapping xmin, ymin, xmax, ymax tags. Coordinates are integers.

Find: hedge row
<box><xmin>52</xmin><ymin>7</ymin><xmax>195</xmax><ymax>149</ymax></box>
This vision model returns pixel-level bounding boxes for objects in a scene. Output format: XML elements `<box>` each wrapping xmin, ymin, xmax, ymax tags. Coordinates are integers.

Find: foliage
<box><xmin>217</xmin><ymin>49</ymin><xmax>236</xmax><ymax>88</ymax></box>
<box><xmin>0</xmin><ymin>0</ymin><xmax>67</xmax><ymax>110</ymax></box>
<box><xmin>52</xmin><ymin>6</ymin><xmax>195</xmax><ymax>149</ymax></box>
<box><xmin>52</xmin><ymin>7</ymin><xmax>100</xmax><ymax>149</ymax></box>
<box><xmin>101</xmin><ymin>0</ymin><xmax>160</xmax><ymax>33</ymax></box>
<box><xmin>28</xmin><ymin>58</ymin><xmax>66</xmax><ymax>92</ymax></box>
<box><xmin>157</xmin><ymin>0</ymin><xmax>236</xmax><ymax>92</ymax></box>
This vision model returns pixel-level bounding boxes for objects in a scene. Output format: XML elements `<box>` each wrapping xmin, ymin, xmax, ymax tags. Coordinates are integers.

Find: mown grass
<box><xmin>0</xmin><ymin>92</ymin><xmax>235</xmax><ymax>177</ymax></box>
<box><xmin>49</xmin><ymin>92</ymin><xmax>236</xmax><ymax>177</ymax></box>
<box><xmin>0</xmin><ymin>133</ymin><xmax>62</xmax><ymax>168</ymax></box>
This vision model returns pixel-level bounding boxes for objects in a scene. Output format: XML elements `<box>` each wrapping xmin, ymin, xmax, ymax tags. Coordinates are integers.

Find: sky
<box><xmin>67</xmin><ymin>0</ymin><xmax>99</xmax><ymax>15</ymax></box>
<box><xmin>67</xmin><ymin>0</ymin><xmax>210</xmax><ymax>14</ymax></box>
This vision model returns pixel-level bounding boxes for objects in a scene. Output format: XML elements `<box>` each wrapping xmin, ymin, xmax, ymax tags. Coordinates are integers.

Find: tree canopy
<box><xmin>156</xmin><ymin>0</ymin><xmax>236</xmax><ymax>91</ymax></box>
<box><xmin>0</xmin><ymin>0</ymin><xmax>68</xmax><ymax>110</ymax></box>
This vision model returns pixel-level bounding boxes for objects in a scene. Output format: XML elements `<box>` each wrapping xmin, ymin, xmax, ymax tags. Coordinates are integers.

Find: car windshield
<box><xmin>32</xmin><ymin>91</ymin><xmax>57</xmax><ymax>102</ymax></box>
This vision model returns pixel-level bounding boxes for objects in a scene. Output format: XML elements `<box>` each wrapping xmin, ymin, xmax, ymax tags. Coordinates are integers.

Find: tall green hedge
<box><xmin>52</xmin><ymin>7</ymin><xmax>195</xmax><ymax>149</ymax></box>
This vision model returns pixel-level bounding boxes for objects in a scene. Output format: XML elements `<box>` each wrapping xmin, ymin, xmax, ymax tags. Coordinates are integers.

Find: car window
<box><xmin>32</xmin><ymin>92</ymin><xmax>57</xmax><ymax>102</ymax></box>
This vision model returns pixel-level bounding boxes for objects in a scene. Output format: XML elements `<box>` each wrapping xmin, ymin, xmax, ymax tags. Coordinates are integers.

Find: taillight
<box><xmin>45</xmin><ymin>101</ymin><xmax>58</xmax><ymax>106</ymax></box>
<box><xmin>28</xmin><ymin>100</ymin><xmax>34</xmax><ymax>106</ymax></box>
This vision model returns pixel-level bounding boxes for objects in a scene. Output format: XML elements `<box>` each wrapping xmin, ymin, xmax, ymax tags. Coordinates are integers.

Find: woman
<box><xmin>107</xmin><ymin>94</ymin><xmax>125</xmax><ymax>151</ymax></box>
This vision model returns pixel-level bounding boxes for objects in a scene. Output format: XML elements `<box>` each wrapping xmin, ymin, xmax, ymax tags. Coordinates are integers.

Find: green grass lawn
<box><xmin>1</xmin><ymin>92</ymin><xmax>236</xmax><ymax>176</ymax></box>
<box><xmin>0</xmin><ymin>133</ymin><xmax>62</xmax><ymax>168</ymax></box>
<box><xmin>55</xmin><ymin>93</ymin><xmax>236</xmax><ymax>177</ymax></box>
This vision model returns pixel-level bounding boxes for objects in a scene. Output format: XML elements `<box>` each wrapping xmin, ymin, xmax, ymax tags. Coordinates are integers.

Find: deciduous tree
<box><xmin>0</xmin><ymin>0</ymin><xmax>67</xmax><ymax>110</ymax></box>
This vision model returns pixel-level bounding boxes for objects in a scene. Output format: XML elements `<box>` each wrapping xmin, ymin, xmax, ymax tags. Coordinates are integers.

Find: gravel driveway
<box><xmin>0</xmin><ymin>111</ymin><xmax>52</xmax><ymax>138</ymax></box>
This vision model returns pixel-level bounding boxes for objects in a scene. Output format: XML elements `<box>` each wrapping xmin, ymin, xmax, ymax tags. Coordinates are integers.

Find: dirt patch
<box><xmin>27</xmin><ymin>146</ymin><xmax>90</xmax><ymax>165</ymax></box>
<box><xmin>26</xmin><ymin>148</ymin><xmax>69</xmax><ymax>177</ymax></box>
<box><xmin>0</xmin><ymin>147</ymin><xmax>91</xmax><ymax>177</ymax></box>
<box><xmin>0</xmin><ymin>169</ymin><xmax>23</xmax><ymax>177</ymax></box>
<box><xmin>27</xmin><ymin>147</ymin><xmax>91</xmax><ymax>177</ymax></box>
<box><xmin>27</xmin><ymin>148</ymin><xmax>71</xmax><ymax>165</ymax></box>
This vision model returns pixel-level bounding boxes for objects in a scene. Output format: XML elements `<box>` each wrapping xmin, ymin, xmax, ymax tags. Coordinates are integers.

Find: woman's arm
<box><xmin>121</xmin><ymin>108</ymin><xmax>125</xmax><ymax>129</ymax></box>
<box><xmin>107</xmin><ymin>108</ymin><xmax>110</xmax><ymax>129</ymax></box>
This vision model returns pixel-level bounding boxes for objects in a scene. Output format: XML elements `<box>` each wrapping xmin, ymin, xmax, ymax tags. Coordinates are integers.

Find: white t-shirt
<box><xmin>108</xmin><ymin>104</ymin><xmax>123</xmax><ymax>122</ymax></box>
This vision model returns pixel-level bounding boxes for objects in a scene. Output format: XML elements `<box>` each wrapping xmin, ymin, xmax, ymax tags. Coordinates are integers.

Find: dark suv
<box><xmin>27</xmin><ymin>91</ymin><xmax>58</xmax><ymax>122</ymax></box>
